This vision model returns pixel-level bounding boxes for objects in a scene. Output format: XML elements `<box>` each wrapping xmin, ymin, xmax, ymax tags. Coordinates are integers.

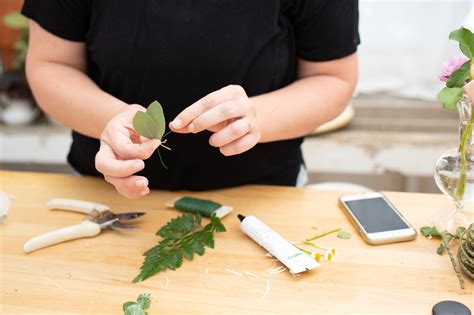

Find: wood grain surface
<box><xmin>0</xmin><ymin>171</ymin><xmax>472</xmax><ymax>314</ymax></box>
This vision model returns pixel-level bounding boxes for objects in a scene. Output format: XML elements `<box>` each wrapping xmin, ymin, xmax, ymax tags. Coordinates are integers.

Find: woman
<box><xmin>22</xmin><ymin>1</ymin><xmax>359</xmax><ymax>198</ymax></box>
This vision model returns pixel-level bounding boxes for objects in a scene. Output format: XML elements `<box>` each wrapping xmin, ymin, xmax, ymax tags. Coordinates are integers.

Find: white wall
<box><xmin>357</xmin><ymin>0</ymin><xmax>474</xmax><ymax>100</ymax></box>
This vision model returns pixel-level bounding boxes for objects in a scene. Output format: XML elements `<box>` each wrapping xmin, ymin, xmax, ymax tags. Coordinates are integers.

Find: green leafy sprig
<box><xmin>122</xmin><ymin>293</ymin><xmax>151</xmax><ymax>315</ymax></box>
<box><xmin>437</xmin><ymin>27</ymin><xmax>474</xmax><ymax>109</ymax></box>
<box><xmin>133</xmin><ymin>214</ymin><xmax>226</xmax><ymax>283</ymax></box>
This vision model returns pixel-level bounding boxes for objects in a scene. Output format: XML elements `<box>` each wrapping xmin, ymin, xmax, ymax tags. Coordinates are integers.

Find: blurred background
<box><xmin>0</xmin><ymin>0</ymin><xmax>473</xmax><ymax>193</ymax></box>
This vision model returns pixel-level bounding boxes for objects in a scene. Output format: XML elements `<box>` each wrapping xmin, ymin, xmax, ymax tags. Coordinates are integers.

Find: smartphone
<box><xmin>339</xmin><ymin>192</ymin><xmax>417</xmax><ymax>245</ymax></box>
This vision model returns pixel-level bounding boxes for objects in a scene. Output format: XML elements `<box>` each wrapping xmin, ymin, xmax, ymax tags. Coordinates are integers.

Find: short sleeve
<box><xmin>22</xmin><ymin>0</ymin><xmax>91</xmax><ymax>42</ymax></box>
<box><xmin>286</xmin><ymin>0</ymin><xmax>360</xmax><ymax>61</ymax></box>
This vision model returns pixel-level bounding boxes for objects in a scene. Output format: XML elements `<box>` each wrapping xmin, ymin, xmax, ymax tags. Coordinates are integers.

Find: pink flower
<box><xmin>439</xmin><ymin>55</ymin><xmax>469</xmax><ymax>82</ymax></box>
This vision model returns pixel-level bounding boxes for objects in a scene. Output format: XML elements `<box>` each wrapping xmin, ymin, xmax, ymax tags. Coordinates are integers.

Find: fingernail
<box><xmin>135</xmin><ymin>161</ymin><xmax>144</xmax><ymax>170</ymax></box>
<box><xmin>153</xmin><ymin>140</ymin><xmax>160</xmax><ymax>150</ymax></box>
<box><xmin>136</xmin><ymin>179</ymin><xmax>148</xmax><ymax>187</ymax></box>
<box><xmin>140</xmin><ymin>188</ymin><xmax>149</xmax><ymax>196</ymax></box>
<box><xmin>172</xmin><ymin>119</ymin><xmax>182</xmax><ymax>128</ymax></box>
<box><xmin>188</xmin><ymin>123</ymin><xmax>195</xmax><ymax>133</ymax></box>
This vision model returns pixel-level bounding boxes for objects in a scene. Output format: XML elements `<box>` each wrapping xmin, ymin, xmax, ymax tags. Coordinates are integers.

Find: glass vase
<box><xmin>433</xmin><ymin>94</ymin><xmax>474</xmax><ymax>234</ymax></box>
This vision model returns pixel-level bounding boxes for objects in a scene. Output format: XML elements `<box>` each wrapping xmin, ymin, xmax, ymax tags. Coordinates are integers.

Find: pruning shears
<box><xmin>24</xmin><ymin>198</ymin><xmax>145</xmax><ymax>253</ymax></box>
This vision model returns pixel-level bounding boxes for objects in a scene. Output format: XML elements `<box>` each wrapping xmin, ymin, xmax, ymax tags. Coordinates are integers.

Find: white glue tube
<box><xmin>238</xmin><ymin>214</ymin><xmax>320</xmax><ymax>274</ymax></box>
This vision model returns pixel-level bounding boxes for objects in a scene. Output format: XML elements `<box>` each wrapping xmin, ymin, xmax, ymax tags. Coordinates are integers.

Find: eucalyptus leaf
<box><xmin>449</xmin><ymin>26</ymin><xmax>474</xmax><ymax>58</ymax></box>
<box><xmin>437</xmin><ymin>87</ymin><xmax>464</xmax><ymax>110</ymax></box>
<box><xmin>447</xmin><ymin>61</ymin><xmax>471</xmax><ymax>88</ymax></box>
<box><xmin>122</xmin><ymin>302</ymin><xmax>136</xmax><ymax>311</ymax></box>
<box><xmin>3</xmin><ymin>12</ymin><xmax>29</xmax><ymax>29</ymax></box>
<box><xmin>133</xmin><ymin>111</ymin><xmax>160</xmax><ymax>139</ymax></box>
<box><xmin>146</xmin><ymin>101</ymin><xmax>166</xmax><ymax>139</ymax></box>
<box><xmin>337</xmin><ymin>231</ymin><xmax>351</xmax><ymax>239</ymax></box>
<box><xmin>124</xmin><ymin>304</ymin><xmax>146</xmax><ymax>315</ymax></box>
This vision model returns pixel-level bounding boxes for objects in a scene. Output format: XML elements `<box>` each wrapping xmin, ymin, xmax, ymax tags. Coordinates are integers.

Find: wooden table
<box><xmin>0</xmin><ymin>171</ymin><xmax>472</xmax><ymax>314</ymax></box>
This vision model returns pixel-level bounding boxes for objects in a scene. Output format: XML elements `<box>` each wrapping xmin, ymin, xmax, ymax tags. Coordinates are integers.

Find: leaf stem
<box><xmin>305</xmin><ymin>228</ymin><xmax>341</xmax><ymax>241</ymax></box>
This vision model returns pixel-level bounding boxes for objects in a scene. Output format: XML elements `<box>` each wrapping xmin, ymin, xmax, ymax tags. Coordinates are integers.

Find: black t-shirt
<box><xmin>22</xmin><ymin>0</ymin><xmax>360</xmax><ymax>191</ymax></box>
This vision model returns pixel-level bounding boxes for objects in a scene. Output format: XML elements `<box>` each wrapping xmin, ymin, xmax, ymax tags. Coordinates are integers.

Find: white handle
<box><xmin>47</xmin><ymin>198</ymin><xmax>109</xmax><ymax>214</ymax></box>
<box><xmin>24</xmin><ymin>221</ymin><xmax>101</xmax><ymax>253</ymax></box>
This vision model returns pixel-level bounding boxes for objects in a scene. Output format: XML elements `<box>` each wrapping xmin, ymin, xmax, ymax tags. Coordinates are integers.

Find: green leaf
<box><xmin>181</xmin><ymin>243</ymin><xmax>194</xmax><ymax>260</ymax></box>
<box><xmin>437</xmin><ymin>87</ymin><xmax>464</xmax><ymax>110</ymax></box>
<box><xmin>420</xmin><ymin>226</ymin><xmax>442</xmax><ymax>238</ymax></box>
<box><xmin>447</xmin><ymin>61</ymin><xmax>471</xmax><ymax>88</ymax></box>
<box><xmin>136</xmin><ymin>293</ymin><xmax>151</xmax><ymax>310</ymax></box>
<box><xmin>133</xmin><ymin>111</ymin><xmax>160</xmax><ymax>139</ymax></box>
<box><xmin>449</xmin><ymin>26</ymin><xmax>474</xmax><ymax>58</ymax></box>
<box><xmin>437</xmin><ymin>243</ymin><xmax>445</xmax><ymax>256</ymax></box>
<box><xmin>337</xmin><ymin>231</ymin><xmax>351</xmax><ymax>239</ymax></box>
<box><xmin>146</xmin><ymin>101</ymin><xmax>166</xmax><ymax>139</ymax></box>
<box><xmin>124</xmin><ymin>304</ymin><xmax>146</xmax><ymax>315</ymax></box>
<box><xmin>210</xmin><ymin>215</ymin><xmax>226</xmax><ymax>232</ymax></box>
<box><xmin>3</xmin><ymin>12</ymin><xmax>29</xmax><ymax>29</ymax></box>
<box><xmin>122</xmin><ymin>302</ymin><xmax>136</xmax><ymax>311</ymax></box>
<box><xmin>192</xmin><ymin>239</ymin><xmax>205</xmax><ymax>256</ymax></box>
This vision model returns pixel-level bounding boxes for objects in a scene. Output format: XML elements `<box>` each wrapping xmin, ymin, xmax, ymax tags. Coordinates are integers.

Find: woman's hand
<box><xmin>169</xmin><ymin>85</ymin><xmax>261</xmax><ymax>156</ymax></box>
<box><xmin>95</xmin><ymin>105</ymin><xmax>161</xmax><ymax>198</ymax></box>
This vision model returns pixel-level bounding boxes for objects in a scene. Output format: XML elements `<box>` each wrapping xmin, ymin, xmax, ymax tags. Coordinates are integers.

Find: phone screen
<box><xmin>345</xmin><ymin>197</ymin><xmax>409</xmax><ymax>233</ymax></box>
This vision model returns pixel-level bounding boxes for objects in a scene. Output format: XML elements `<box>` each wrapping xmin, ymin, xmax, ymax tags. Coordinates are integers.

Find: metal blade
<box><xmin>109</xmin><ymin>221</ymin><xmax>139</xmax><ymax>231</ymax></box>
<box><xmin>115</xmin><ymin>212</ymin><xmax>145</xmax><ymax>221</ymax></box>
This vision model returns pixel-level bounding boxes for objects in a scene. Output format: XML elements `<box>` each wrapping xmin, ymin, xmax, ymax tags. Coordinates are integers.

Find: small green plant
<box><xmin>122</xmin><ymin>293</ymin><xmax>151</xmax><ymax>315</ymax></box>
<box><xmin>420</xmin><ymin>225</ymin><xmax>471</xmax><ymax>289</ymax></box>
<box><xmin>133</xmin><ymin>214</ymin><xmax>226</xmax><ymax>283</ymax></box>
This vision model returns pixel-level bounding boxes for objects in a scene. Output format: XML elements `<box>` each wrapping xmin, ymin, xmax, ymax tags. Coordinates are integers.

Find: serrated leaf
<box><xmin>210</xmin><ymin>215</ymin><xmax>226</xmax><ymax>232</ymax></box>
<box><xmin>420</xmin><ymin>226</ymin><xmax>442</xmax><ymax>238</ymax></box>
<box><xmin>146</xmin><ymin>101</ymin><xmax>166</xmax><ymax>139</ymax></box>
<box><xmin>201</xmin><ymin>231</ymin><xmax>215</xmax><ymax>248</ymax></box>
<box><xmin>181</xmin><ymin>243</ymin><xmax>194</xmax><ymax>260</ymax></box>
<box><xmin>337</xmin><ymin>231</ymin><xmax>351</xmax><ymax>239</ymax></box>
<box><xmin>449</xmin><ymin>26</ymin><xmax>474</xmax><ymax>58</ymax></box>
<box><xmin>447</xmin><ymin>61</ymin><xmax>471</xmax><ymax>88</ymax></box>
<box><xmin>437</xmin><ymin>87</ymin><xmax>464</xmax><ymax>110</ymax></box>
<box><xmin>133</xmin><ymin>111</ymin><xmax>160</xmax><ymax>139</ymax></box>
<box><xmin>136</xmin><ymin>293</ymin><xmax>150</xmax><ymax>309</ymax></box>
<box><xmin>192</xmin><ymin>239</ymin><xmax>205</xmax><ymax>255</ymax></box>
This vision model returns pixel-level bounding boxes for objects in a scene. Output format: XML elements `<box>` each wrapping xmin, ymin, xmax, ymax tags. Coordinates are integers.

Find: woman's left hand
<box><xmin>169</xmin><ymin>85</ymin><xmax>261</xmax><ymax>156</ymax></box>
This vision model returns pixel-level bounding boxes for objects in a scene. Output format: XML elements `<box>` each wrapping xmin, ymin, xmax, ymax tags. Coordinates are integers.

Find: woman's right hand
<box><xmin>95</xmin><ymin>104</ymin><xmax>161</xmax><ymax>198</ymax></box>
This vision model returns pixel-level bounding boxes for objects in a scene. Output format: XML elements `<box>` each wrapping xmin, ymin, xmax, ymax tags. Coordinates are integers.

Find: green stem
<box><xmin>305</xmin><ymin>228</ymin><xmax>341</xmax><ymax>242</ymax></box>
<box><xmin>455</xmin><ymin>118</ymin><xmax>473</xmax><ymax>202</ymax></box>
